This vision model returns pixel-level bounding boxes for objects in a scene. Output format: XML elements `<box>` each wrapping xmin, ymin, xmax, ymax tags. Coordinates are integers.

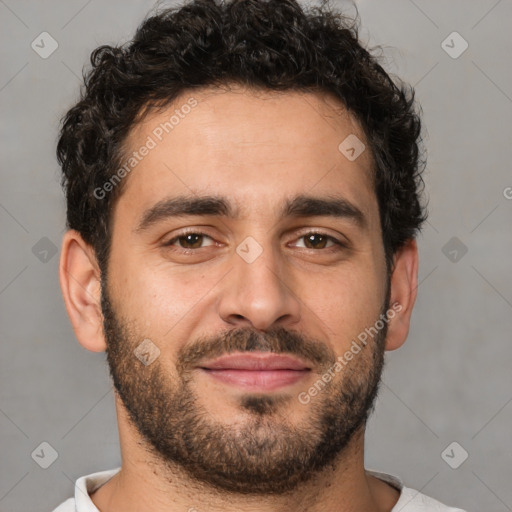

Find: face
<box><xmin>102</xmin><ymin>84</ymin><xmax>390</xmax><ymax>494</ymax></box>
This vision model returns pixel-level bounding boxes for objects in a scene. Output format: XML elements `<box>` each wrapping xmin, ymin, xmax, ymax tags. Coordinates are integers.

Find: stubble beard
<box><xmin>101</xmin><ymin>279</ymin><xmax>388</xmax><ymax>495</ymax></box>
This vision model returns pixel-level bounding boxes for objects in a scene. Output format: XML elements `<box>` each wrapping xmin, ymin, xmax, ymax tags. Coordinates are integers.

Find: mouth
<box><xmin>198</xmin><ymin>352</ymin><xmax>312</xmax><ymax>392</ymax></box>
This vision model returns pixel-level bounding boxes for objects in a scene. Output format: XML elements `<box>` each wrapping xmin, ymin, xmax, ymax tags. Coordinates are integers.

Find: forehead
<box><xmin>117</xmin><ymin>84</ymin><xmax>377</xmax><ymax>223</ymax></box>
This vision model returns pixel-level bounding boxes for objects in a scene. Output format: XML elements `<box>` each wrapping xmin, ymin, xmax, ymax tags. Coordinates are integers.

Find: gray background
<box><xmin>1</xmin><ymin>1</ymin><xmax>511</xmax><ymax>511</ymax></box>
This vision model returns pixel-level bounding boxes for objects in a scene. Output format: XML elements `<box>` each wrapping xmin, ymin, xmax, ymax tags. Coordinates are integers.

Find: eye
<box><xmin>163</xmin><ymin>230</ymin><xmax>346</xmax><ymax>253</ymax></box>
<box><xmin>293</xmin><ymin>232</ymin><xmax>345</xmax><ymax>250</ymax></box>
<box><xmin>165</xmin><ymin>231</ymin><xmax>215</xmax><ymax>250</ymax></box>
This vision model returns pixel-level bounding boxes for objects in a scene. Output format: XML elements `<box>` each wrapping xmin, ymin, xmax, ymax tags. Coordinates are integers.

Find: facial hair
<box><xmin>101</xmin><ymin>279</ymin><xmax>389</xmax><ymax>495</ymax></box>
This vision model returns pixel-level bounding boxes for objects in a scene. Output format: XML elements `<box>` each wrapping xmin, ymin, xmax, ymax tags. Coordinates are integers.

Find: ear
<box><xmin>59</xmin><ymin>230</ymin><xmax>106</xmax><ymax>352</ymax></box>
<box><xmin>384</xmin><ymin>238</ymin><xmax>419</xmax><ymax>351</ymax></box>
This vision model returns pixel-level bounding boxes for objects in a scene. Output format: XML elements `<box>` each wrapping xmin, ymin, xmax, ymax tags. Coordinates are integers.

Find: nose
<box><xmin>218</xmin><ymin>241</ymin><xmax>301</xmax><ymax>331</ymax></box>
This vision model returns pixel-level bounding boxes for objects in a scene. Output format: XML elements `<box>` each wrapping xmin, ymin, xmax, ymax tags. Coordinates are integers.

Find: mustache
<box><xmin>176</xmin><ymin>325</ymin><xmax>336</xmax><ymax>375</ymax></box>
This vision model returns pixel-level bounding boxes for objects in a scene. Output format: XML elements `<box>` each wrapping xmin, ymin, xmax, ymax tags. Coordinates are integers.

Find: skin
<box><xmin>59</xmin><ymin>84</ymin><xmax>418</xmax><ymax>512</ymax></box>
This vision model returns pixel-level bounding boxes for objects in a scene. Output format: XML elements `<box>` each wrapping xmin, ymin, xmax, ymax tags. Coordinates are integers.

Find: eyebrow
<box><xmin>134</xmin><ymin>193</ymin><xmax>366</xmax><ymax>233</ymax></box>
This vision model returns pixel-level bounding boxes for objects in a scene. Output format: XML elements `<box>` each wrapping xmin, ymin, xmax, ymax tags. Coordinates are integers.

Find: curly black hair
<box><xmin>56</xmin><ymin>0</ymin><xmax>427</xmax><ymax>274</ymax></box>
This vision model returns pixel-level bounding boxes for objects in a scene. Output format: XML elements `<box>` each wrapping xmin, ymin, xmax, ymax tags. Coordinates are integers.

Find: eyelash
<box><xmin>163</xmin><ymin>229</ymin><xmax>347</xmax><ymax>252</ymax></box>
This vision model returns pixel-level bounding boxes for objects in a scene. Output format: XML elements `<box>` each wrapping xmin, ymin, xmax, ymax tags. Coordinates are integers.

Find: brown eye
<box><xmin>303</xmin><ymin>233</ymin><xmax>330</xmax><ymax>249</ymax></box>
<box><xmin>294</xmin><ymin>232</ymin><xmax>341</xmax><ymax>250</ymax></box>
<box><xmin>178</xmin><ymin>233</ymin><xmax>204</xmax><ymax>249</ymax></box>
<box><xmin>165</xmin><ymin>232</ymin><xmax>214</xmax><ymax>250</ymax></box>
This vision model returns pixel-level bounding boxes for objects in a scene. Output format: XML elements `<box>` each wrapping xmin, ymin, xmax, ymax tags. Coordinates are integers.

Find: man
<box><xmin>53</xmin><ymin>0</ymin><xmax>467</xmax><ymax>510</ymax></box>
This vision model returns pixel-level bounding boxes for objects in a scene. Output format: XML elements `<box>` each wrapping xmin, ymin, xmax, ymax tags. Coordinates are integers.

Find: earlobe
<box><xmin>59</xmin><ymin>230</ymin><xmax>107</xmax><ymax>352</ymax></box>
<box><xmin>384</xmin><ymin>239</ymin><xmax>419</xmax><ymax>351</ymax></box>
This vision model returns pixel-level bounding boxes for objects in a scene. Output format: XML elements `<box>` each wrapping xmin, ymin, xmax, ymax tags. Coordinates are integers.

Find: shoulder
<box><xmin>50</xmin><ymin>467</ymin><xmax>121</xmax><ymax>512</ymax></box>
<box><xmin>51</xmin><ymin>497</ymin><xmax>76</xmax><ymax>512</ymax></box>
<box><xmin>393</xmin><ymin>485</ymin><xmax>468</xmax><ymax>512</ymax></box>
<box><xmin>398</xmin><ymin>487</ymin><xmax>466</xmax><ymax>512</ymax></box>
<box><xmin>366</xmin><ymin>468</ymin><xmax>467</xmax><ymax>512</ymax></box>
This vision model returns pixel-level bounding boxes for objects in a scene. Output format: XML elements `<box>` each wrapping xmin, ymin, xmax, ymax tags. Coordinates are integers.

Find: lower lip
<box><xmin>201</xmin><ymin>369</ymin><xmax>310</xmax><ymax>391</ymax></box>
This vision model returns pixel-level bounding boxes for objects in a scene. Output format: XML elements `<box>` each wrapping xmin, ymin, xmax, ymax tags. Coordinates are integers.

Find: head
<box><xmin>58</xmin><ymin>0</ymin><xmax>426</xmax><ymax>495</ymax></box>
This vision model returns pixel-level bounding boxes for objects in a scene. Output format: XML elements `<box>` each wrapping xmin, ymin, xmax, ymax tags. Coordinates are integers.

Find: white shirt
<box><xmin>52</xmin><ymin>467</ymin><xmax>467</xmax><ymax>511</ymax></box>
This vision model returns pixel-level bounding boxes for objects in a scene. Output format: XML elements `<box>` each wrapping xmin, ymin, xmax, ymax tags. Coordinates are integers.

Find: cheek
<box><xmin>300</xmin><ymin>263</ymin><xmax>385</xmax><ymax>345</ymax></box>
<box><xmin>108</xmin><ymin>250</ymin><xmax>218</xmax><ymax>337</ymax></box>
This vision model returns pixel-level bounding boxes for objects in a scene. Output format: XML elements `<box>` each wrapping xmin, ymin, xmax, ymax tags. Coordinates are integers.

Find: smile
<box><xmin>198</xmin><ymin>352</ymin><xmax>312</xmax><ymax>391</ymax></box>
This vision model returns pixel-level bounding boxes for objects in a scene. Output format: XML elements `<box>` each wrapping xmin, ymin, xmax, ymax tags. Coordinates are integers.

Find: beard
<box><xmin>101</xmin><ymin>278</ymin><xmax>389</xmax><ymax>495</ymax></box>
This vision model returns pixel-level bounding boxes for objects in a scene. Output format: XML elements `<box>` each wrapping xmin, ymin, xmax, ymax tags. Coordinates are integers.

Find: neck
<box><xmin>91</xmin><ymin>399</ymin><xmax>400</xmax><ymax>512</ymax></box>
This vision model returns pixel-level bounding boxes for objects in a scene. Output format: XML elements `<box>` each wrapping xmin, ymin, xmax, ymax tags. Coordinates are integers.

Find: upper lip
<box><xmin>199</xmin><ymin>352</ymin><xmax>311</xmax><ymax>371</ymax></box>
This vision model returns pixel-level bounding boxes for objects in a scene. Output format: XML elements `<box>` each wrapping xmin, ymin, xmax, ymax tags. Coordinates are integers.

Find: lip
<box><xmin>199</xmin><ymin>352</ymin><xmax>312</xmax><ymax>371</ymax></box>
<box><xmin>198</xmin><ymin>352</ymin><xmax>312</xmax><ymax>392</ymax></box>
